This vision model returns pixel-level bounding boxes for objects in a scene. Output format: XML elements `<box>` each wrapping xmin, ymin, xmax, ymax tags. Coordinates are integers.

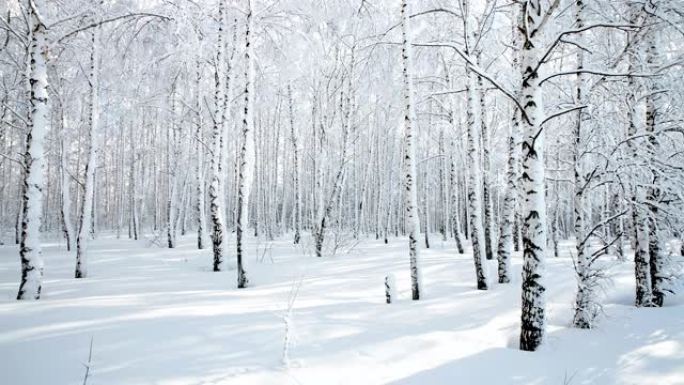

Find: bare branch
<box><xmin>539</xmin><ymin>69</ymin><xmax>655</xmax><ymax>86</ymax></box>
<box><xmin>57</xmin><ymin>13</ymin><xmax>172</xmax><ymax>44</ymax></box>
<box><xmin>410</xmin><ymin>42</ymin><xmax>530</xmax><ymax>124</ymax></box>
<box><xmin>532</xmin><ymin>23</ymin><xmax>640</xmax><ymax>79</ymax></box>
<box><xmin>540</xmin><ymin>105</ymin><xmax>587</xmax><ymax>128</ymax></box>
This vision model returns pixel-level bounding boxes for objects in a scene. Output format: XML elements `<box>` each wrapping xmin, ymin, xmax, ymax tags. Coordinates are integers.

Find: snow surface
<box><xmin>0</xmin><ymin>234</ymin><xmax>682</xmax><ymax>385</ymax></box>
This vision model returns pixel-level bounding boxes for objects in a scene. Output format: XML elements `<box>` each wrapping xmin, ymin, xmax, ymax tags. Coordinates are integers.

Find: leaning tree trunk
<box><xmin>519</xmin><ymin>0</ymin><xmax>548</xmax><ymax>352</ymax></box>
<box><xmin>75</xmin><ymin>27</ymin><xmax>100</xmax><ymax>279</ymax></box>
<box><xmin>400</xmin><ymin>0</ymin><xmax>422</xmax><ymax>300</ymax></box>
<box><xmin>313</xmin><ymin>95</ymin><xmax>352</xmax><ymax>257</ymax></box>
<box><xmin>17</xmin><ymin>7</ymin><xmax>48</xmax><ymax>300</ymax></box>
<box><xmin>236</xmin><ymin>1</ymin><xmax>255</xmax><ymax>289</ymax></box>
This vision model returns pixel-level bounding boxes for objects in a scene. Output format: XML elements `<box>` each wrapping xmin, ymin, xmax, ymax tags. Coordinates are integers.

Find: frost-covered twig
<box><xmin>82</xmin><ymin>337</ymin><xmax>94</xmax><ymax>385</ymax></box>
<box><xmin>562</xmin><ymin>369</ymin><xmax>578</xmax><ymax>385</ymax></box>
<box><xmin>257</xmin><ymin>240</ymin><xmax>274</xmax><ymax>263</ymax></box>
<box><xmin>282</xmin><ymin>275</ymin><xmax>303</xmax><ymax>368</ymax></box>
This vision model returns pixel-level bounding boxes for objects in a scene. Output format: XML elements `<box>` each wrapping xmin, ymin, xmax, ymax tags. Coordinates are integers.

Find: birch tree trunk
<box><xmin>496</xmin><ymin>6</ymin><xmax>522</xmax><ymax>284</ymax></box>
<box><xmin>496</xmin><ymin>109</ymin><xmax>519</xmax><ymax>284</ymax></box>
<box><xmin>644</xmin><ymin>18</ymin><xmax>665</xmax><ymax>307</ymax></box>
<box><xmin>129</xmin><ymin>124</ymin><xmax>139</xmax><ymax>240</ymax></box>
<box><xmin>166</xmin><ymin>85</ymin><xmax>179</xmax><ymax>249</ymax></box>
<box><xmin>209</xmin><ymin>0</ymin><xmax>227</xmax><ymax>271</ymax></box>
<box><xmin>195</xmin><ymin>58</ymin><xmax>206</xmax><ymax>250</ymax></box>
<box><xmin>116</xmin><ymin>122</ymin><xmax>125</xmax><ymax>239</ymax></box>
<box><xmin>465</xmin><ymin>66</ymin><xmax>488</xmax><ymax>291</ymax></box>
<box><xmin>519</xmin><ymin>0</ymin><xmax>548</xmax><ymax>352</ymax></box>
<box><xmin>287</xmin><ymin>84</ymin><xmax>301</xmax><ymax>244</ymax></box>
<box><xmin>625</xmin><ymin>6</ymin><xmax>652</xmax><ymax>308</ymax></box>
<box><xmin>75</xmin><ymin>27</ymin><xmax>100</xmax><ymax>279</ymax></box>
<box><xmin>449</xmin><ymin>142</ymin><xmax>465</xmax><ymax>254</ymax></box>
<box><xmin>236</xmin><ymin>0</ymin><xmax>255</xmax><ymax>288</ymax></box>
<box><xmin>401</xmin><ymin>0</ymin><xmax>422</xmax><ymax>300</ymax></box>
<box><xmin>479</xmin><ymin>74</ymin><xmax>494</xmax><ymax>260</ymax></box>
<box><xmin>17</xmin><ymin>5</ymin><xmax>48</xmax><ymax>300</ymax></box>
<box><xmin>572</xmin><ymin>0</ymin><xmax>593</xmax><ymax>329</ymax></box>
<box><xmin>60</xmin><ymin>134</ymin><xmax>74</xmax><ymax>252</ymax></box>
<box><xmin>461</xmin><ymin>1</ymin><xmax>488</xmax><ymax>290</ymax></box>
<box><xmin>438</xmin><ymin>128</ymin><xmax>448</xmax><ymax>242</ymax></box>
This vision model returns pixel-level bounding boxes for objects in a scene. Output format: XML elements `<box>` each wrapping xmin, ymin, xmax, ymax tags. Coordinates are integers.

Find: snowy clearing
<box><xmin>1</xmin><ymin>234</ymin><xmax>682</xmax><ymax>385</ymax></box>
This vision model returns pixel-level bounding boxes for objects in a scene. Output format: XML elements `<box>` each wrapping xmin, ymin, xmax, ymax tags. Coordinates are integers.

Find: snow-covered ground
<box><xmin>0</xmin><ymin>233</ymin><xmax>682</xmax><ymax>385</ymax></box>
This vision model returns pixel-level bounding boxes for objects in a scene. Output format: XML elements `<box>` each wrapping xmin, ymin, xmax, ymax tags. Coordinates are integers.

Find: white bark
<box><xmin>287</xmin><ymin>84</ymin><xmax>301</xmax><ymax>245</ymax></box>
<box><xmin>644</xmin><ymin>14</ymin><xmax>666</xmax><ymax>307</ymax></box>
<box><xmin>623</xmin><ymin>5</ymin><xmax>652</xmax><ymax>308</ymax></box>
<box><xmin>519</xmin><ymin>0</ymin><xmax>548</xmax><ymax>352</ymax></box>
<box><xmin>236</xmin><ymin>1</ymin><xmax>255</xmax><ymax>288</ymax></box>
<box><xmin>60</xmin><ymin>134</ymin><xmax>74</xmax><ymax>252</ymax></box>
<box><xmin>210</xmin><ymin>0</ymin><xmax>227</xmax><ymax>271</ymax></box>
<box><xmin>496</xmin><ymin>5</ymin><xmax>522</xmax><ymax>284</ymax></box>
<box><xmin>75</xmin><ymin>27</ymin><xmax>100</xmax><ymax>279</ymax></box>
<box><xmin>572</xmin><ymin>0</ymin><xmax>595</xmax><ymax>329</ymax></box>
<box><xmin>17</xmin><ymin>5</ymin><xmax>48</xmax><ymax>300</ymax></box>
<box><xmin>465</xmin><ymin>66</ymin><xmax>488</xmax><ymax>291</ymax></box>
<box><xmin>401</xmin><ymin>0</ymin><xmax>422</xmax><ymax>300</ymax></box>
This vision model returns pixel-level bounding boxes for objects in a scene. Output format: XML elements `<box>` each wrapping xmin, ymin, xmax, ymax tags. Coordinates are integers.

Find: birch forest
<box><xmin>1</xmin><ymin>0</ymin><xmax>683</xmax><ymax>384</ymax></box>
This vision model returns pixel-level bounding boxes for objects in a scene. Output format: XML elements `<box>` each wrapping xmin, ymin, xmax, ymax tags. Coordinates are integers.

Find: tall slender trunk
<box><xmin>210</xmin><ymin>1</ymin><xmax>227</xmax><ymax>271</ymax></box>
<box><xmin>129</xmin><ymin>124</ymin><xmax>139</xmax><ymax>240</ymax></box>
<box><xmin>625</xmin><ymin>6</ymin><xmax>651</xmax><ymax>308</ymax></box>
<box><xmin>195</xmin><ymin>58</ymin><xmax>206</xmax><ymax>249</ymax></box>
<box><xmin>496</xmin><ymin>109</ymin><xmax>519</xmax><ymax>284</ymax></box>
<box><xmin>75</xmin><ymin>27</ymin><xmax>100</xmax><ymax>279</ymax></box>
<box><xmin>236</xmin><ymin>1</ymin><xmax>255</xmax><ymax>288</ymax></box>
<box><xmin>17</xmin><ymin>6</ymin><xmax>48</xmax><ymax>300</ymax></box>
<box><xmin>401</xmin><ymin>0</ymin><xmax>422</xmax><ymax>300</ymax></box>
<box><xmin>519</xmin><ymin>0</ymin><xmax>548</xmax><ymax>352</ymax></box>
<box><xmin>166</xmin><ymin>86</ymin><xmax>180</xmax><ymax>249</ymax></box>
<box><xmin>644</xmin><ymin>18</ymin><xmax>665</xmax><ymax>307</ymax></box>
<box><xmin>496</xmin><ymin>8</ymin><xmax>522</xmax><ymax>284</ymax></box>
<box><xmin>60</xmin><ymin>133</ymin><xmax>74</xmax><ymax>251</ymax></box>
<box><xmin>116</xmin><ymin>122</ymin><xmax>125</xmax><ymax>239</ymax></box>
<box><xmin>479</xmin><ymin>74</ymin><xmax>494</xmax><ymax>260</ymax></box>
<box><xmin>449</xmin><ymin>143</ymin><xmax>465</xmax><ymax>254</ymax></box>
<box><xmin>462</xmin><ymin>1</ymin><xmax>488</xmax><ymax>290</ymax></box>
<box><xmin>287</xmin><ymin>84</ymin><xmax>301</xmax><ymax>244</ymax></box>
<box><xmin>572</xmin><ymin>0</ymin><xmax>594</xmax><ymax>329</ymax></box>
<box><xmin>465</xmin><ymin>66</ymin><xmax>488</xmax><ymax>291</ymax></box>
<box><xmin>438</xmin><ymin>128</ymin><xmax>448</xmax><ymax>242</ymax></box>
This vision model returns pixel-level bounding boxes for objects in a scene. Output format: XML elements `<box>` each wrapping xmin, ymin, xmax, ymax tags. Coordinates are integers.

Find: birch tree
<box><xmin>400</xmin><ymin>0</ymin><xmax>422</xmax><ymax>300</ymax></box>
<box><xmin>518</xmin><ymin>0</ymin><xmax>551</xmax><ymax>352</ymax></box>
<box><xmin>209</xmin><ymin>0</ymin><xmax>228</xmax><ymax>271</ymax></box>
<box><xmin>17</xmin><ymin>1</ymin><xmax>48</xmax><ymax>300</ymax></box>
<box><xmin>75</xmin><ymin>26</ymin><xmax>100</xmax><ymax>279</ymax></box>
<box><xmin>236</xmin><ymin>0</ymin><xmax>255</xmax><ymax>288</ymax></box>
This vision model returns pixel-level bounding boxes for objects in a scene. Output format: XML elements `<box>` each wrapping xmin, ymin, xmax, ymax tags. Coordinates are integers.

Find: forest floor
<box><xmin>0</xmin><ymin>232</ymin><xmax>682</xmax><ymax>385</ymax></box>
